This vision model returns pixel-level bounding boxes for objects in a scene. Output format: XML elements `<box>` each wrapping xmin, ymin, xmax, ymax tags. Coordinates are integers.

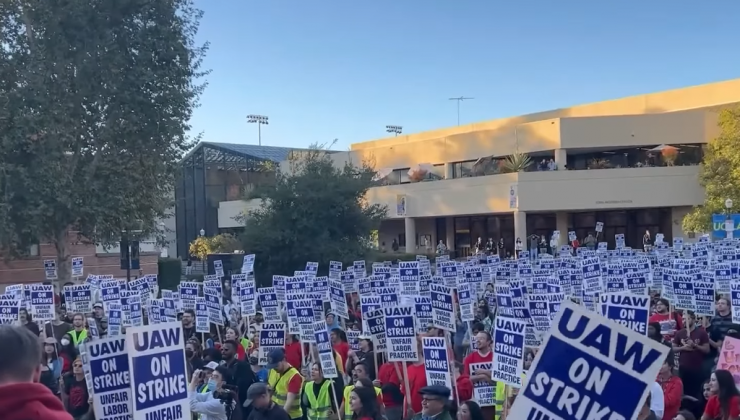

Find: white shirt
<box><xmin>650</xmin><ymin>381</ymin><xmax>664</xmax><ymax>419</ymax></box>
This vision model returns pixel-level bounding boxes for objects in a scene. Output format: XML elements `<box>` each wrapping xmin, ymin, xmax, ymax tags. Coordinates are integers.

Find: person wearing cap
<box><xmin>91</xmin><ymin>302</ymin><xmax>108</xmax><ymax>336</ymax></box>
<box><xmin>410</xmin><ymin>386</ymin><xmax>453</xmax><ymax>420</ymax></box>
<box><xmin>196</xmin><ymin>362</ymin><xmax>221</xmax><ymax>393</ymax></box>
<box><xmin>245</xmin><ymin>382</ymin><xmax>291</xmax><ymax>420</ymax></box>
<box><xmin>266</xmin><ymin>348</ymin><xmax>304</xmax><ymax>419</ymax></box>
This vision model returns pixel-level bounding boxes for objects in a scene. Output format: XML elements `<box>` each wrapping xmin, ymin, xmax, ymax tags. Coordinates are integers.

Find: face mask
<box><xmin>185</xmin><ymin>350</ymin><xmax>194</xmax><ymax>358</ymax></box>
<box><xmin>61</xmin><ymin>338</ymin><xmax>70</xmax><ymax>346</ymax></box>
<box><xmin>206</xmin><ymin>379</ymin><xmax>217</xmax><ymax>391</ymax></box>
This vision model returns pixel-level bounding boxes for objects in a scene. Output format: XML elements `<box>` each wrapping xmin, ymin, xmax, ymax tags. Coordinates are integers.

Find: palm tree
<box><xmin>501</xmin><ymin>152</ymin><xmax>532</xmax><ymax>173</ymax></box>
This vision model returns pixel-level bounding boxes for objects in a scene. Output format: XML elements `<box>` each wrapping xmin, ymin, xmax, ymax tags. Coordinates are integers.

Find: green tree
<box><xmin>0</xmin><ymin>0</ymin><xmax>208</xmax><ymax>282</ymax></box>
<box><xmin>683</xmin><ymin>108</ymin><xmax>740</xmax><ymax>233</ymax></box>
<box><xmin>238</xmin><ymin>145</ymin><xmax>387</xmax><ymax>285</ymax></box>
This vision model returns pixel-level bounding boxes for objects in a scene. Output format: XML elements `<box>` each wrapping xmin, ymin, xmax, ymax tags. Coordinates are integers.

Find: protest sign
<box><xmin>127</xmin><ymin>322</ymin><xmax>189</xmax><ymax>420</ymax></box>
<box><xmin>384</xmin><ymin>306</ymin><xmax>418</xmax><ymax>362</ymax></box>
<box><xmin>430</xmin><ymin>283</ymin><xmax>455</xmax><ymax>332</ymax></box>
<box><xmin>259</xmin><ymin>322</ymin><xmax>286</xmax><ymax>365</ymax></box>
<box><xmin>30</xmin><ymin>284</ymin><xmax>54</xmax><ymax>322</ymax></box>
<box><xmin>470</xmin><ymin>362</ymin><xmax>495</xmax><ymax>406</ymax></box>
<box><xmin>314</xmin><ymin>321</ymin><xmax>338</xmax><ymax>378</ymax></box>
<box><xmin>492</xmin><ymin>317</ymin><xmax>526</xmax><ymax>388</ymax></box>
<box><xmin>508</xmin><ymin>300</ymin><xmax>668</xmax><ymax>420</ymax></box>
<box><xmin>89</xmin><ymin>337</ymin><xmax>132</xmax><ymax>420</ymax></box>
<box><xmin>422</xmin><ymin>337</ymin><xmax>452</xmax><ymax>390</ymax></box>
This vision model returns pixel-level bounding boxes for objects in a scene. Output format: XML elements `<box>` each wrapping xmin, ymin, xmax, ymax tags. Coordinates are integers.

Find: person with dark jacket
<box><xmin>0</xmin><ymin>325</ymin><xmax>72</xmax><ymax>420</ymax></box>
<box><xmin>220</xmin><ymin>340</ymin><xmax>257</xmax><ymax>419</ymax></box>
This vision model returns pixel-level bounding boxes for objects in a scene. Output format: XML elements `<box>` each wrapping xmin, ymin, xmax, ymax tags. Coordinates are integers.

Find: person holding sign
<box><xmin>463</xmin><ymin>331</ymin><xmax>495</xmax><ymax>420</ymax></box>
<box><xmin>266</xmin><ymin>348</ymin><xmax>305</xmax><ymax>420</ymax></box>
<box><xmin>0</xmin><ymin>325</ymin><xmax>72</xmax><ymax>420</ymax></box>
<box><xmin>301</xmin><ymin>362</ymin><xmax>341</xmax><ymax>420</ymax></box>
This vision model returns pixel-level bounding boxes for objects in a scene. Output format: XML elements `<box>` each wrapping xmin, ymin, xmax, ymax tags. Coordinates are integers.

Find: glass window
<box><xmin>430</xmin><ymin>164</ymin><xmax>445</xmax><ymax>180</ymax></box>
<box><xmin>452</xmin><ymin>160</ymin><xmax>475</xmax><ymax>178</ymax></box>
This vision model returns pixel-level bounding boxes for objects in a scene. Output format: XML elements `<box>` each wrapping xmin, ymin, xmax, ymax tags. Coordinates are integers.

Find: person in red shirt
<box><xmin>673</xmin><ymin>311</ymin><xmax>709</xmax><ymax>400</ymax></box>
<box><xmin>402</xmin><ymin>360</ymin><xmax>427</xmax><ymax>415</ymax></box>
<box><xmin>702</xmin><ymin>369</ymin><xmax>740</xmax><ymax>420</ymax></box>
<box><xmin>463</xmin><ymin>331</ymin><xmax>495</xmax><ymax>420</ymax></box>
<box><xmin>284</xmin><ymin>334</ymin><xmax>303</xmax><ymax>370</ymax></box>
<box><xmin>658</xmin><ymin>352</ymin><xmax>682</xmax><ymax>420</ymax></box>
<box><xmin>453</xmin><ymin>361</ymin><xmax>473</xmax><ymax>402</ymax></box>
<box><xmin>376</xmin><ymin>362</ymin><xmax>404</xmax><ymax>420</ymax></box>
<box><xmin>332</xmin><ymin>329</ymin><xmax>350</xmax><ymax>368</ymax></box>
<box><xmin>0</xmin><ymin>325</ymin><xmax>73</xmax><ymax>420</ymax></box>
<box><xmin>649</xmin><ymin>298</ymin><xmax>683</xmax><ymax>341</ymax></box>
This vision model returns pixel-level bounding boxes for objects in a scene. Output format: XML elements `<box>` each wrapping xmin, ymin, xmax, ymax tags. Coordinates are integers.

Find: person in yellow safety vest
<box><xmin>266</xmin><ymin>348</ymin><xmax>304</xmax><ymax>419</ymax></box>
<box><xmin>68</xmin><ymin>313</ymin><xmax>88</xmax><ymax>348</ymax></box>
<box><xmin>494</xmin><ymin>372</ymin><xmax>527</xmax><ymax>420</ymax></box>
<box><xmin>302</xmin><ymin>362</ymin><xmax>342</xmax><ymax>420</ymax></box>
<box><xmin>339</xmin><ymin>364</ymin><xmax>383</xmax><ymax>420</ymax></box>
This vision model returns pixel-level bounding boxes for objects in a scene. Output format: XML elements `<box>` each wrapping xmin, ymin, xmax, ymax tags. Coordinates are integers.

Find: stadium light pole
<box><xmin>247</xmin><ymin>115</ymin><xmax>269</xmax><ymax>146</ymax></box>
<box><xmin>448</xmin><ymin>96</ymin><xmax>474</xmax><ymax>126</ymax></box>
<box><xmin>386</xmin><ymin>125</ymin><xmax>402</xmax><ymax>136</ymax></box>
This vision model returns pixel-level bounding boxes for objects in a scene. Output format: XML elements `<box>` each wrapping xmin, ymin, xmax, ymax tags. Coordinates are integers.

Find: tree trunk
<box><xmin>55</xmin><ymin>228</ymin><xmax>72</xmax><ymax>285</ymax></box>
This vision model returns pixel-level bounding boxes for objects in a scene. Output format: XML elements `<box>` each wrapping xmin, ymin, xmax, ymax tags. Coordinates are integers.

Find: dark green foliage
<box><xmin>0</xmin><ymin>0</ymin><xmax>208</xmax><ymax>282</ymax></box>
<box><xmin>239</xmin><ymin>146</ymin><xmax>388</xmax><ymax>285</ymax></box>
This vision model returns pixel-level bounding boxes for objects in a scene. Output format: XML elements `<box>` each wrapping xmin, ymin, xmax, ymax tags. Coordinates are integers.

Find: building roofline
<box><xmin>351</xmin><ymin>78</ymin><xmax>740</xmax><ymax>151</ymax></box>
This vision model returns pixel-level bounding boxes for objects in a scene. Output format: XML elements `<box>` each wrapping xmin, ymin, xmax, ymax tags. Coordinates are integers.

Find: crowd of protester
<box><xmin>3</xmin><ymin>280</ymin><xmax>740</xmax><ymax>420</ymax></box>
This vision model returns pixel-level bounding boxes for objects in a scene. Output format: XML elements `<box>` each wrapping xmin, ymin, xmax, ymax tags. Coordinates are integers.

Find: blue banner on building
<box><xmin>712</xmin><ymin>213</ymin><xmax>740</xmax><ymax>239</ymax></box>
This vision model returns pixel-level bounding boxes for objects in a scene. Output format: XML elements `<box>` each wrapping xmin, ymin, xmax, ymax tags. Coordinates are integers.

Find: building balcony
<box><xmin>367</xmin><ymin>165</ymin><xmax>703</xmax><ymax>217</ymax></box>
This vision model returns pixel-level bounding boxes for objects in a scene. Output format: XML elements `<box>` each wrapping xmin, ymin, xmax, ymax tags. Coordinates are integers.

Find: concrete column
<box><xmin>404</xmin><ymin>217</ymin><xmax>416</xmax><ymax>252</ymax></box>
<box><xmin>514</xmin><ymin>211</ymin><xmax>527</xmax><ymax>249</ymax></box>
<box><xmin>556</xmin><ymin>211</ymin><xmax>569</xmax><ymax>246</ymax></box>
<box><xmin>444</xmin><ymin>163</ymin><xmax>453</xmax><ymax>179</ymax></box>
<box><xmin>445</xmin><ymin>217</ymin><xmax>455</xmax><ymax>250</ymax></box>
<box><xmin>554</xmin><ymin>149</ymin><xmax>567</xmax><ymax>170</ymax></box>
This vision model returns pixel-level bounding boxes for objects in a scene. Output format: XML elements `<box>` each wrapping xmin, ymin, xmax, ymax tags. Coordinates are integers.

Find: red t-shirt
<box><xmin>378</xmin><ymin>362</ymin><xmax>404</xmax><ymax>408</ymax></box>
<box><xmin>284</xmin><ymin>341</ymin><xmax>302</xmax><ymax>371</ymax></box>
<box><xmin>704</xmin><ymin>395</ymin><xmax>740</xmax><ymax>420</ymax></box>
<box><xmin>456</xmin><ymin>374</ymin><xmax>474</xmax><ymax>402</ymax></box>
<box><xmin>672</xmin><ymin>327</ymin><xmax>709</xmax><ymax>371</ymax></box>
<box><xmin>402</xmin><ymin>363</ymin><xmax>427</xmax><ymax>413</ymax></box>
<box><xmin>334</xmin><ymin>341</ymin><xmax>350</xmax><ymax>368</ymax></box>
<box><xmin>286</xmin><ymin>372</ymin><xmax>302</xmax><ymax>394</ymax></box>
<box><xmin>463</xmin><ymin>351</ymin><xmax>493</xmax><ymax>376</ymax></box>
<box><xmin>649</xmin><ymin>312</ymin><xmax>683</xmax><ymax>340</ymax></box>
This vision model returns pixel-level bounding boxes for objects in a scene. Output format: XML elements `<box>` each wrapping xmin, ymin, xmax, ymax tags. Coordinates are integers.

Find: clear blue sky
<box><xmin>190</xmin><ymin>1</ymin><xmax>740</xmax><ymax>150</ymax></box>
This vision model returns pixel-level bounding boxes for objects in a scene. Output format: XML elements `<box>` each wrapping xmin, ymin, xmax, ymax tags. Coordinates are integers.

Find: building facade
<box><xmin>218</xmin><ymin>78</ymin><xmax>740</xmax><ymax>256</ymax></box>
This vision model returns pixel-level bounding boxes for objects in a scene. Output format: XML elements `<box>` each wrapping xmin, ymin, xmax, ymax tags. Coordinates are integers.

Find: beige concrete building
<box><xmin>218</xmin><ymin>79</ymin><xmax>740</xmax><ymax>257</ymax></box>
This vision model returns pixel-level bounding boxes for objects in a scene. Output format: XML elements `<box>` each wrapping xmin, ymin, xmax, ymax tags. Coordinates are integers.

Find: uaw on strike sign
<box><xmin>509</xmin><ymin>300</ymin><xmax>667</xmax><ymax>420</ymax></box>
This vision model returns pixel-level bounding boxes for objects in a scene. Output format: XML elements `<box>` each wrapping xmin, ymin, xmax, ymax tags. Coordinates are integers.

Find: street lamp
<box><xmin>386</xmin><ymin>125</ymin><xmax>402</xmax><ymax>136</ymax></box>
<box><xmin>199</xmin><ymin>228</ymin><xmax>205</xmax><ymax>236</ymax></box>
<box><xmin>726</xmin><ymin>199</ymin><xmax>734</xmax><ymax>240</ymax></box>
<box><xmin>247</xmin><ymin>114</ymin><xmax>269</xmax><ymax>146</ymax></box>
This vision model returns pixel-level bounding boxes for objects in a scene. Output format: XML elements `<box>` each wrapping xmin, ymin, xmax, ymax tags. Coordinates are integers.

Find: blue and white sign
<box><xmin>313</xmin><ymin>321</ymin><xmax>338</xmax><ymax>378</ymax></box>
<box><xmin>329</xmin><ymin>279</ymin><xmax>348</xmax><ymax>319</ymax></box>
<box><xmin>44</xmin><ymin>259</ymin><xmax>57</xmax><ymax>281</ymax></box>
<box><xmin>72</xmin><ymin>256</ymin><xmax>84</xmax><ymax>278</ymax></box>
<box><xmin>384</xmin><ymin>306</ymin><xmax>417</xmax><ymax>362</ymax></box>
<box><xmin>258</xmin><ymin>322</ymin><xmax>286</xmax><ymax>365</ymax></box>
<box><xmin>430</xmin><ymin>283</ymin><xmax>455</xmax><ymax>332</ymax></box>
<box><xmin>239</xmin><ymin>280</ymin><xmax>256</xmax><ymax>316</ymax></box>
<box><xmin>0</xmin><ymin>297</ymin><xmax>20</xmax><ymax>324</ymax></box>
<box><xmin>600</xmin><ymin>293</ymin><xmax>650</xmax><ymax>335</ymax></box>
<box><xmin>89</xmin><ymin>337</ymin><xmax>132</xmax><ymax>420</ymax></box>
<box><xmin>30</xmin><ymin>284</ymin><xmax>54</xmax><ymax>322</ymax></box>
<box><xmin>107</xmin><ymin>302</ymin><xmax>123</xmax><ymax>338</ymax></box>
<box><xmin>257</xmin><ymin>287</ymin><xmax>281</xmax><ymax>322</ymax></box>
<box><xmin>66</xmin><ymin>284</ymin><xmax>93</xmax><ymax>313</ymax></box>
<box><xmin>508</xmin><ymin>300</ymin><xmax>668</xmax><ymax>420</ymax></box>
<box><xmin>178</xmin><ymin>282</ymin><xmax>198</xmax><ymax>312</ymax></box>
<box><xmin>195</xmin><ymin>297</ymin><xmax>209</xmax><ymax>334</ymax></box>
<box><xmin>127</xmin><ymin>322</ymin><xmax>188</xmax><ymax>420</ymax></box>
<box><xmin>492</xmin><ymin>317</ymin><xmax>526</xmax><ymax>388</ymax></box>
<box><xmin>422</xmin><ymin>336</ymin><xmax>452</xmax><ymax>390</ymax></box>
